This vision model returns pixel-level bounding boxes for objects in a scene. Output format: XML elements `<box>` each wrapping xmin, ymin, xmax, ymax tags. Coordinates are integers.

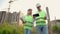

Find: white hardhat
<box><xmin>36</xmin><ymin>3</ymin><xmax>41</xmax><ymax>7</ymax></box>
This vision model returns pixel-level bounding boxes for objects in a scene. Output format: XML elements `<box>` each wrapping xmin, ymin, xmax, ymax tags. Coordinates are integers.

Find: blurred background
<box><xmin>0</xmin><ymin>0</ymin><xmax>60</xmax><ymax>34</ymax></box>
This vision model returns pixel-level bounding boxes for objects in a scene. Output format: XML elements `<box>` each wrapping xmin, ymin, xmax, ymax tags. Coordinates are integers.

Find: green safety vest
<box><xmin>36</xmin><ymin>10</ymin><xmax>46</xmax><ymax>26</ymax></box>
<box><xmin>24</xmin><ymin>15</ymin><xmax>33</xmax><ymax>30</ymax></box>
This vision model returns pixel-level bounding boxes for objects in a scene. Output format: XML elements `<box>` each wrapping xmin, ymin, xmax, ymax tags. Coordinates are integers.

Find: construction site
<box><xmin>0</xmin><ymin>0</ymin><xmax>60</xmax><ymax>34</ymax></box>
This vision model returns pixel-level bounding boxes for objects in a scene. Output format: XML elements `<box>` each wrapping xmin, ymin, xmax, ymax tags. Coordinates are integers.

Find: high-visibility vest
<box><xmin>24</xmin><ymin>15</ymin><xmax>33</xmax><ymax>30</ymax></box>
<box><xmin>36</xmin><ymin>10</ymin><xmax>46</xmax><ymax>26</ymax></box>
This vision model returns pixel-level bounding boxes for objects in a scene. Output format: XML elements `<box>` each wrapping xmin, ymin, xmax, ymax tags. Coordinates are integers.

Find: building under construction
<box><xmin>0</xmin><ymin>11</ymin><xmax>6</xmax><ymax>23</ymax></box>
<box><xmin>0</xmin><ymin>11</ymin><xmax>22</xmax><ymax>25</ymax></box>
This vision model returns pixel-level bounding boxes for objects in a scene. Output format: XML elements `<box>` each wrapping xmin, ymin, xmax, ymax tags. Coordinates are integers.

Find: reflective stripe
<box><xmin>36</xmin><ymin>21</ymin><xmax>45</xmax><ymax>23</ymax></box>
<box><xmin>24</xmin><ymin>22</ymin><xmax>32</xmax><ymax>29</ymax></box>
<box><xmin>25</xmin><ymin>21</ymin><xmax>32</xmax><ymax>23</ymax></box>
<box><xmin>25</xmin><ymin>23</ymin><xmax>32</xmax><ymax>25</ymax></box>
<box><xmin>36</xmin><ymin>23</ymin><xmax>46</xmax><ymax>26</ymax></box>
<box><xmin>36</xmin><ymin>17</ymin><xmax>44</xmax><ymax>20</ymax></box>
<box><xmin>36</xmin><ymin>18</ymin><xmax>45</xmax><ymax>22</ymax></box>
<box><xmin>24</xmin><ymin>22</ymin><xmax>32</xmax><ymax>26</ymax></box>
<box><xmin>24</xmin><ymin>26</ymin><xmax>32</xmax><ymax>29</ymax></box>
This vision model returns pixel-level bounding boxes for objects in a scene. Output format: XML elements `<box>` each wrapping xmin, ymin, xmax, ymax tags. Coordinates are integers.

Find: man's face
<box><xmin>37</xmin><ymin>6</ymin><xmax>41</xmax><ymax>11</ymax></box>
<box><xmin>27</xmin><ymin>9</ymin><xmax>32</xmax><ymax>15</ymax></box>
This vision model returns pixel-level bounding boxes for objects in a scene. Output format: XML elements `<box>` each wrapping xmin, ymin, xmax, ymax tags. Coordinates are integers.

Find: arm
<box><xmin>20</xmin><ymin>17</ymin><xmax>25</xmax><ymax>24</ymax></box>
<box><xmin>44</xmin><ymin>11</ymin><xmax>47</xmax><ymax>20</ymax></box>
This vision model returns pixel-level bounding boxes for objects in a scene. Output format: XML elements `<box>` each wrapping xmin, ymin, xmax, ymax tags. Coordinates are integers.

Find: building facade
<box><xmin>0</xmin><ymin>11</ymin><xmax>6</xmax><ymax>23</ymax></box>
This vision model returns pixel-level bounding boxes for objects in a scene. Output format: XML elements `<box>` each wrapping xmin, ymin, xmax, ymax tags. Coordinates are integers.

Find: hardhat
<box><xmin>36</xmin><ymin>3</ymin><xmax>41</xmax><ymax>7</ymax></box>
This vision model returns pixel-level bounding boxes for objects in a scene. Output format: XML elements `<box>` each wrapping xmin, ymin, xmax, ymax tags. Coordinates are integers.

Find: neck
<box><xmin>38</xmin><ymin>10</ymin><xmax>41</xmax><ymax>11</ymax></box>
<box><xmin>38</xmin><ymin>9</ymin><xmax>41</xmax><ymax>11</ymax></box>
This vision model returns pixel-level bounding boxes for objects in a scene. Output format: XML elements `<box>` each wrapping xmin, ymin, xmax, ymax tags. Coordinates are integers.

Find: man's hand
<box><xmin>44</xmin><ymin>16</ymin><xmax>47</xmax><ymax>20</ymax></box>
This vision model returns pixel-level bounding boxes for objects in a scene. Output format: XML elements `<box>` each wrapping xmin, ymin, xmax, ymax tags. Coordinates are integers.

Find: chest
<box><xmin>24</xmin><ymin>16</ymin><xmax>33</xmax><ymax>21</ymax></box>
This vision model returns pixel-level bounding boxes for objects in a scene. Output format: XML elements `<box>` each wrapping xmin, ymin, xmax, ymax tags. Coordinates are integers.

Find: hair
<box><xmin>28</xmin><ymin>9</ymin><xmax>32</xmax><ymax>11</ymax></box>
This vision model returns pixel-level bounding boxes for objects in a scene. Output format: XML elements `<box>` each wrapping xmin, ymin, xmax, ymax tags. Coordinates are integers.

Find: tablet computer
<box><xmin>33</xmin><ymin>14</ymin><xmax>39</xmax><ymax>17</ymax></box>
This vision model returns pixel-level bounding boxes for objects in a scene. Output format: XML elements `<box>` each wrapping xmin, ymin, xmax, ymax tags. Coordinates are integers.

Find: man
<box><xmin>22</xmin><ymin>9</ymin><xmax>33</xmax><ymax>34</ymax></box>
<box><xmin>35</xmin><ymin>3</ymin><xmax>48</xmax><ymax>34</ymax></box>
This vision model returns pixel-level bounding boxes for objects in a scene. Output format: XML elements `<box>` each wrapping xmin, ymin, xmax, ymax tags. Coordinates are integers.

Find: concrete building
<box><xmin>7</xmin><ymin>12</ymin><xmax>20</xmax><ymax>25</ymax></box>
<box><xmin>0</xmin><ymin>11</ymin><xmax>6</xmax><ymax>23</ymax></box>
<box><xmin>7</xmin><ymin>12</ymin><xmax>13</xmax><ymax>24</ymax></box>
<box><xmin>51</xmin><ymin>19</ymin><xmax>60</xmax><ymax>27</ymax></box>
<box><xmin>0</xmin><ymin>11</ymin><xmax>23</xmax><ymax>25</ymax></box>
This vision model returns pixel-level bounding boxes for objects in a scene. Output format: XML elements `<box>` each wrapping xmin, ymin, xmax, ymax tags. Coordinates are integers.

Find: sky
<box><xmin>0</xmin><ymin>0</ymin><xmax>60</xmax><ymax>21</ymax></box>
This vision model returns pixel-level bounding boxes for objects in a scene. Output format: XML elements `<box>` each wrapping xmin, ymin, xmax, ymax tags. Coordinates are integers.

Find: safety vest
<box><xmin>36</xmin><ymin>10</ymin><xmax>46</xmax><ymax>26</ymax></box>
<box><xmin>24</xmin><ymin>15</ymin><xmax>33</xmax><ymax>30</ymax></box>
